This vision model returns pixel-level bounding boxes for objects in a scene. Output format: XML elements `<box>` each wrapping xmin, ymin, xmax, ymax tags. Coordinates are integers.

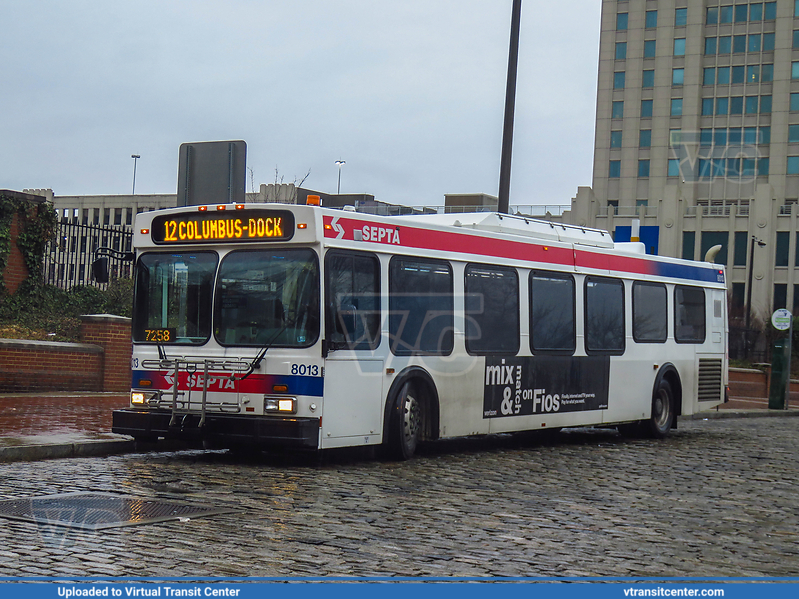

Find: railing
<box><xmin>706</xmin><ymin>205</ymin><xmax>732</xmax><ymax>216</ymax></box>
<box><xmin>511</xmin><ymin>205</ymin><xmax>568</xmax><ymax>217</ymax></box>
<box><xmin>598</xmin><ymin>206</ymin><xmax>658</xmax><ymax>218</ymax></box>
<box><xmin>333</xmin><ymin>203</ymin><xmax>570</xmax><ymax>217</ymax></box>
<box><xmin>685</xmin><ymin>203</ymin><xmax>750</xmax><ymax>217</ymax></box>
<box><xmin>43</xmin><ymin>222</ymin><xmax>133</xmax><ymax>290</ymax></box>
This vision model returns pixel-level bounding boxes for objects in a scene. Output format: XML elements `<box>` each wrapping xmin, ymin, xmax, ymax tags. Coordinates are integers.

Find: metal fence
<box><xmin>43</xmin><ymin>221</ymin><xmax>133</xmax><ymax>290</ymax></box>
<box><xmin>334</xmin><ymin>203</ymin><xmax>571</xmax><ymax>217</ymax></box>
<box><xmin>729</xmin><ymin>326</ymin><xmax>768</xmax><ymax>363</ymax></box>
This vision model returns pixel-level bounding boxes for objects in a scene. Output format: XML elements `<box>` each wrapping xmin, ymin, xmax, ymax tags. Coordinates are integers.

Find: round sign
<box><xmin>772</xmin><ymin>308</ymin><xmax>793</xmax><ymax>331</ymax></box>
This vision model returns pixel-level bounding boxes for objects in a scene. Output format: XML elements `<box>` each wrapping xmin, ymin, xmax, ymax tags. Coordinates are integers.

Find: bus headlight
<box><xmin>131</xmin><ymin>391</ymin><xmax>159</xmax><ymax>405</ymax></box>
<box><xmin>264</xmin><ymin>396</ymin><xmax>296</xmax><ymax>414</ymax></box>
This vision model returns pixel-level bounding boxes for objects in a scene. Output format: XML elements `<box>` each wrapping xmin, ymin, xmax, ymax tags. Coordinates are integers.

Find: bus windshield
<box><xmin>214</xmin><ymin>248</ymin><xmax>319</xmax><ymax>348</ymax></box>
<box><xmin>133</xmin><ymin>252</ymin><xmax>218</xmax><ymax>344</ymax></box>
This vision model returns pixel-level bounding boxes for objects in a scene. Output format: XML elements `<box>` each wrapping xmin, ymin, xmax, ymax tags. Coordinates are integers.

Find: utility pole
<box><xmin>498</xmin><ymin>0</ymin><xmax>522</xmax><ymax>215</ymax></box>
<box><xmin>745</xmin><ymin>235</ymin><xmax>766</xmax><ymax>358</ymax></box>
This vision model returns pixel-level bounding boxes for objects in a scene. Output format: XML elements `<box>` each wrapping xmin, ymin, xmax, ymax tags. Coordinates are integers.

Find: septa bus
<box><xmin>111</xmin><ymin>202</ymin><xmax>728</xmax><ymax>459</ymax></box>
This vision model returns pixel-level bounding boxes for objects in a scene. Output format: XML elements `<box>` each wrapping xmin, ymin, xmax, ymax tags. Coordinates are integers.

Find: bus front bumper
<box><xmin>112</xmin><ymin>409</ymin><xmax>320</xmax><ymax>449</ymax></box>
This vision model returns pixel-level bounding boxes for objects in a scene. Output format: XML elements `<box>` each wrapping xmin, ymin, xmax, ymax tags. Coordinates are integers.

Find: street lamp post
<box><xmin>745</xmin><ymin>235</ymin><xmax>766</xmax><ymax>358</ymax></box>
<box><xmin>335</xmin><ymin>159</ymin><xmax>346</xmax><ymax>194</ymax></box>
<box><xmin>131</xmin><ymin>154</ymin><xmax>141</xmax><ymax>195</ymax></box>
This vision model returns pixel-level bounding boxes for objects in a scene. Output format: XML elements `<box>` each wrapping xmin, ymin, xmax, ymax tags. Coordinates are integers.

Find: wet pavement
<box><xmin>0</xmin><ymin>389</ymin><xmax>799</xmax><ymax>577</ymax></box>
<box><xmin>0</xmin><ymin>393</ymin><xmax>129</xmax><ymax>448</ymax></box>
<box><xmin>0</xmin><ymin>417</ymin><xmax>798</xmax><ymax>577</ymax></box>
<box><xmin>0</xmin><ymin>389</ymin><xmax>794</xmax><ymax>458</ymax></box>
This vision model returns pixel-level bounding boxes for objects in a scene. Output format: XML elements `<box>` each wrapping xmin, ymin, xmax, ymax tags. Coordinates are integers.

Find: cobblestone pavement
<box><xmin>0</xmin><ymin>417</ymin><xmax>797</xmax><ymax>578</ymax></box>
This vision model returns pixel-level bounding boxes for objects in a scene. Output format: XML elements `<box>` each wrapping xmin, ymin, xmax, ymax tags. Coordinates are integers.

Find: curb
<box><xmin>0</xmin><ymin>439</ymin><xmax>135</xmax><ymax>463</ymax></box>
<box><xmin>681</xmin><ymin>409</ymin><xmax>799</xmax><ymax>420</ymax></box>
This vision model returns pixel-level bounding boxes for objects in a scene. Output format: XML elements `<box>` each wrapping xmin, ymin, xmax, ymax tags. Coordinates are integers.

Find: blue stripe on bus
<box><xmin>653</xmin><ymin>261</ymin><xmax>724</xmax><ymax>284</ymax></box>
<box><xmin>270</xmin><ymin>375</ymin><xmax>324</xmax><ymax>397</ymax></box>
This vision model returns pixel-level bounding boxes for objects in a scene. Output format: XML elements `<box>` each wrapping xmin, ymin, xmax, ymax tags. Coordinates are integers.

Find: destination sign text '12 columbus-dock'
<box><xmin>151</xmin><ymin>209</ymin><xmax>295</xmax><ymax>244</ymax></box>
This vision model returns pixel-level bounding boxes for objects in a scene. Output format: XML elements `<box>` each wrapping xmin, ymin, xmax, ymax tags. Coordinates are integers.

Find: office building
<box><xmin>559</xmin><ymin>0</ymin><xmax>799</xmax><ymax>326</ymax></box>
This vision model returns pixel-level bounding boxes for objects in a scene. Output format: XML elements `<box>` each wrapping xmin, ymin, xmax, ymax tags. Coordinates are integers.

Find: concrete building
<box><xmin>27</xmin><ymin>184</ymin><xmax>378</xmax><ymax>289</ymax></box>
<box><xmin>556</xmin><ymin>0</ymin><xmax>799</xmax><ymax>327</ymax></box>
<box><xmin>25</xmin><ymin>189</ymin><xmax>177</xmax><ymax>227</ymax></box>
<box><xmin>27</xmin><ymin>184</ymin><xmax>377</xmax><ymax>228</ymax></box>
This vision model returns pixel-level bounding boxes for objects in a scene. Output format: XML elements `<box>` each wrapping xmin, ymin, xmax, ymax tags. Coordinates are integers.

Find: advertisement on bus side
<box><xmin>483</xmin><ymin>356</ymin><xmax>610</xmax><ymax>418</ymax></box>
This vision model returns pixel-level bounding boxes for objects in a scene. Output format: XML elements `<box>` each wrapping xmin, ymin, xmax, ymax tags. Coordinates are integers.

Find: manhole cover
<box><xmin>0</xmin><ymin>492</ymin><xmax>235</xmax><ymax>530</ymax></box>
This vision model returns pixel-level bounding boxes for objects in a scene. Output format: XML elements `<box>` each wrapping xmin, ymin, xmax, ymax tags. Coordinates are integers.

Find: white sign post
<box><xmin>772</xmin><ymin>309</ymin><xmax>793</xmax><ymax>409</ymax></box>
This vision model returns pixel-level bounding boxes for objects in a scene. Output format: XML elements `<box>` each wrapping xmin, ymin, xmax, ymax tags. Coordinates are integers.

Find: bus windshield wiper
<box><xmin>234</xmin><ymin>320</ymin><xmax>292</xmax><ymax>381</ymax></box>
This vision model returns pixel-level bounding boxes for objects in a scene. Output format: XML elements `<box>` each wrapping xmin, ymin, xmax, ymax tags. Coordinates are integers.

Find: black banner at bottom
<box><xmin>483</xmin><ymin>355</ymin><xmax>610</xmax><ymax>418</ymax></box>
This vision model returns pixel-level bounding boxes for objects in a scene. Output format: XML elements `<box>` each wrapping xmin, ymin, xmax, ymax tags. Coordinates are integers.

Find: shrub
<box><xmin>0</xmin><ymin>279</ymin><xmax>132</xmax><ymax>342</ymax></box>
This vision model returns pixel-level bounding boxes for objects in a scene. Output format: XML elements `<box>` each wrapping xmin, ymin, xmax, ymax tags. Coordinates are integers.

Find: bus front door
<box><xmin>321</xmin><ymin>356</ymin><xmax>384</xmax><ymax>448</ymax></box>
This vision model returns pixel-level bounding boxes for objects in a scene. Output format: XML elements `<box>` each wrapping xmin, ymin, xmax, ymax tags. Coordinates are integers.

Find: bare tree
<box><xmin>273</xmin><ymin>165</ymin><xmax>311</xmax><ymax>188</ymax></box>
<box><xmin>296</xmin><ymin>168</ymin><xmax>311</xmax><ymax>188</ymax></box>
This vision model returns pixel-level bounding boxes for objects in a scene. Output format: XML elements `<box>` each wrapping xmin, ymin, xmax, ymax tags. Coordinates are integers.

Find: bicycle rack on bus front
<box><xmin>167</xmin><ymin>360</ymin><xmax>213</xmax><ymax>429</ymax></box>
<box><xmin>141</xmin><ymin>358</ymin><xmax>249</xmax><ymax>430</ymax></box>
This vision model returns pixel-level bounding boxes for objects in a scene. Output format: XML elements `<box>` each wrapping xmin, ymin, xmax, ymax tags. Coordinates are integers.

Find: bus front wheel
<box><xmin>387</xmin><ymin>381</ymin><xmax>421</xmax><ymax>460</ymax></box>
<box><xmin>645</xmin><ymin>378</ymin><xmax>674</xmax><ymax>439</ymax></box>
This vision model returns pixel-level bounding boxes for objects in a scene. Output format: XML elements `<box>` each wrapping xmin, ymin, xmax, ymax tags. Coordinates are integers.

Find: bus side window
<box><xmin>584</xmin><ymin>276</ymin><xmax>625</xmax><ymax>354</ymax></box>
<box><xmin>530</xmin><ymin>271</ymin><xmax>575</xmax><ymax>354</ymax></box>
<box><xmin>388</xmin><ymin>256</ymin><xmax>454</xmax><ymax>356</ymax></box>
<box><xmin>464</xmin><ymin>263</ymin><xmax>519</xmax><ymax>355</ymax></box>
<box><xmin>675</xmin><ymin>285</ymin><xmax>706</xmax><ymax>343</ymax></box>
<box><xmin>632</xmin><ymin>281</ymin><xmax>667</xmax><ymax>343</ymax></box>
<box><xmin>325</xmin><ymin>251</ymin><xmax>381</xmax><ymax>350</ymax></box>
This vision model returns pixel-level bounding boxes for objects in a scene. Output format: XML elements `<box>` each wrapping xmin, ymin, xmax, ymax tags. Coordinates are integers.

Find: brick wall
<box><xmin>728</xmin><ymin>368</ymin><xmax>769</xmax><ymax>400</ymax></box>
<box><xmin>79</xmin><ymin>315</ymin><xmax>132</xmax><ymax>392</ymax></box>
<box><xmin>1</xmin><ymin>189</ymin><xmax>45</xmax><ymax>293</ymax></box>
<box><xmin>728</xmin><ymin>367</ymin><xmax>799</xmax><ymax>406</ymax></box>
<box><xmin>0</xmin><ymin>315</ymin><xmax>132</xmax><ymax>393</ymax></box>
<box><xmin>4</xmin><ymin>213</ymin><xmax>28</xmax><ymax>294</ymax></box>
<box><xmin>0</xmin><ymin>339</ymin><xmax>103</xmax><ymax>392</ymax></box>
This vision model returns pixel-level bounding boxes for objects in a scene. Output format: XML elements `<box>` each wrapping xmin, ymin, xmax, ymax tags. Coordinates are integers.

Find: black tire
<box><xmin>644</xmin><ymin>378</ymin><xmax>674</xmax><ymax>438</ymax></box>
<box><xmin>386</xmin><ymin>381</ymin><xmax>422</xmax><ymax>460</ymax></box>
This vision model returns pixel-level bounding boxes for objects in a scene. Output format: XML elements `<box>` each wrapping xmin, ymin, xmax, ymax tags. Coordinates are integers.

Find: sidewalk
<box><xmin>0</xmin><ymin>392</ymin><xmax>135</xmax><ymax>462</ymax></box>
<box><xmin>0</xmin><ymin>391</ymin><xmax>797</xmax><ymax>463</ymax></box>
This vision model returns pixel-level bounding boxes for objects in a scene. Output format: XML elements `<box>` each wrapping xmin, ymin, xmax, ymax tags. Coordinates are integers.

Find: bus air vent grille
<box><xmin>697</xmin><ymin>359</ymin><xmax>723</xmax><ymax>402</ymax></box>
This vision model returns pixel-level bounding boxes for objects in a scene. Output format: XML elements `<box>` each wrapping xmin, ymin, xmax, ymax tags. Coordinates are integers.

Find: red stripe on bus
<box><xmin>324</xmin><ymin>215</ymin><xmax>575</xmax><ymax>267</ymax></box>
<box><xmin>574</xmin><ymin>249</ymin><xmax>653</xmax><ymax>275</ymax></box>
<box><xmin>324</xmin><ymin>215</ymin><xmax>695</xmax><ymax>279</ymax></box>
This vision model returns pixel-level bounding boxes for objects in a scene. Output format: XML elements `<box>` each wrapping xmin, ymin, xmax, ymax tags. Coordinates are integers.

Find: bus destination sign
<box><xmin>151</xmin><ymin>209</ymin><xmax>295</xmax><ymax>244</ymax></box>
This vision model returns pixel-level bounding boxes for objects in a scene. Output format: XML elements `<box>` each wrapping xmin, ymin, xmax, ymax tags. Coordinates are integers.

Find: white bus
<box><xmin>112</xmin><ymin>201</ymin><xmax>728</xmax><ymax>459</ymax></box>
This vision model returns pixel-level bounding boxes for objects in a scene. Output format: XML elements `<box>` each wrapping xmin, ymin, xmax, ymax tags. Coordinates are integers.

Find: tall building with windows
<box><xmin>560</xmin><ymin>0</ymin><xmax>799</xmax><ymax>327</ymax></box>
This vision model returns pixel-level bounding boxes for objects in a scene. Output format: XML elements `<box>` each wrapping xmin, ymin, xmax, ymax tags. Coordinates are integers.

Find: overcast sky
<box><xmin>1</xmin><ymin>0</ymin><xmax>600</xmax><ymax>208</ymax></box>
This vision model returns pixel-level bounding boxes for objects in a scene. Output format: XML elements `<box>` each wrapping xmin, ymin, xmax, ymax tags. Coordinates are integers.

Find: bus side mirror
<box><xmin>92</xmin><ymin>257</ymin><xmax>109</xmax><ymax>283</ymax></box>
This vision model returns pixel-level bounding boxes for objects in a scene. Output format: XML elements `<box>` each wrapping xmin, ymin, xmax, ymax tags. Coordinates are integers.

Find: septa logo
<box><xmin>359</xmin><ymin>225</ymin><xmax>400</xmax><ymax>245</ymax></box>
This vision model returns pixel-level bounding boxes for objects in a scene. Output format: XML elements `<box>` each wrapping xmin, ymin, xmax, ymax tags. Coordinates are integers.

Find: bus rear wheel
<box><xmin>387</xmin><ymin>381</ymin><xmax>421</xmax><ymax>460</ymax></box>
<box><xmin>644</xmin><ymin>378</ymin><xmax>674</xmax><ymax>438</ymax></box>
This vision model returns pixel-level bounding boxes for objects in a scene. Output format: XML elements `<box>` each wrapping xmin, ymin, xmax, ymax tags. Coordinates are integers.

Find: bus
<box><xmin>111</xmin><ymin>201</ymin><xmax>728</xmax><ymax>459</ymax></box>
